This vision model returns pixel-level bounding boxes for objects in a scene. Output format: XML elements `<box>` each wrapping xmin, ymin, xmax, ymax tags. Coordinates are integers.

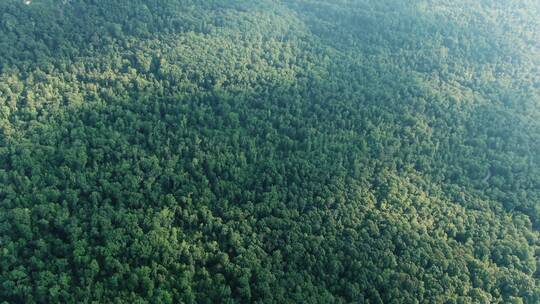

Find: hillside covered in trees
<box><xmin>1</xmin><ymin>0</ymin><xmax>540</xmax><ymax>303</ymax></box>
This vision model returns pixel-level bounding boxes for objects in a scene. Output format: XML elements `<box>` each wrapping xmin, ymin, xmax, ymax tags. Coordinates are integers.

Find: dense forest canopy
<box><xmin>0</xmin><ymin>0</ymin><xmax>539</xmax><ymax>303</ymax></box>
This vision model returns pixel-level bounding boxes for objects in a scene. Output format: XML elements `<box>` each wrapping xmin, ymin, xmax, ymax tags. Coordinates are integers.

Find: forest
<box><xmin>1</xmin><ymin>0</ymin><xmax>539</xmax><ymax>303</ymax></box>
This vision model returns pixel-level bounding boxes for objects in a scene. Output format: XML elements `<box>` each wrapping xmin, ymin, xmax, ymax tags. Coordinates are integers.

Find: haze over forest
<box><xmin>1</xmin><ymin>0</ymin><xmax>539</xmax><ymax>303</ymax></box>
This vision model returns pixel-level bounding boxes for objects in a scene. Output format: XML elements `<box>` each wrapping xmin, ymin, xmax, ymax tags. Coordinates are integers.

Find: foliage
<box><xmin>1</xmin><ymin>0</ymin><xmax>539</xmax><ymax>303</ymax></box>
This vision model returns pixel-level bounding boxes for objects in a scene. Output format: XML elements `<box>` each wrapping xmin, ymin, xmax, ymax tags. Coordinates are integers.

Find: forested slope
<box><xmin>1</xmin><ymin>0</ymin><xmax>539</xmax><ymax>303</ymax></box>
